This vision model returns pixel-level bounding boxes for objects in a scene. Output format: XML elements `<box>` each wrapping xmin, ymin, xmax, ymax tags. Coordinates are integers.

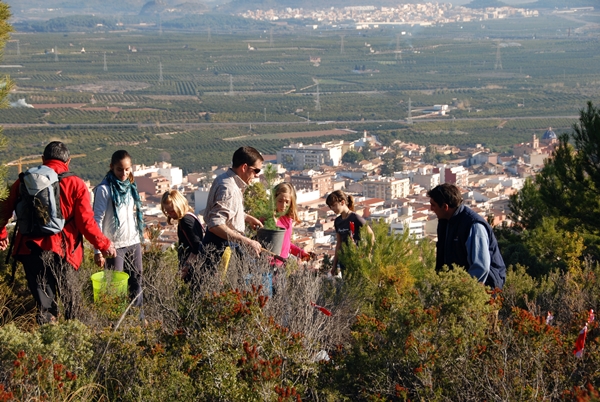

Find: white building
<box><xmin>362</xmin><ymin>176</ymin><xmax>410</xmax><ymax>200</ymax></box>
<box><xmin>438</xmin><ymin>164</ymin><xmax>469</xmax><ymax>187</ymax></box>
<box><xmin>390</xmin><ymin>217</ymin><xmax>426</xmax><ymax>240</ymax></box>
<box><xmin>156</xmin><ymin>162</ymin><xmax>183</xmax><ymax>187</ymax></box>
<box><xmin>194</xmin><ymin>186</ymin><xmax>211</xmax><ymax>216</ymax></box>
<box><xmin>133</xmin><ymin>161</ymin><xmax>183</xmax><ymax>187</ymax></box>
<box><xmin>296</xmin><ymin>188</ymin><xmax>321</xmax><ymax>204</ymax></box>
<box><xmin>413</xmin><ymin>171</ymin><xmax>440</xmax><ymax>191</ymax></box>
<box><xmin>277</xmin><ymin>141</ymin><xmax>348</xmax><ymax>170</ymax></box>
<box><xmin>368</xmin><ymin>208</ymin><xmax>399</xmax><ymax>225</ymax></box>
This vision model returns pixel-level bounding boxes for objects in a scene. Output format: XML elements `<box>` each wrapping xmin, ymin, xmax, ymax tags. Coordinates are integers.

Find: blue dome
<box><xmin>542</xmin><ymin>128</ymin><xmax>557</xmax><ymax>140</ymax></box>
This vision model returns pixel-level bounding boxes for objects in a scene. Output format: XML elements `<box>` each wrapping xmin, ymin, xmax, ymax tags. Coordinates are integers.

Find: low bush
<box><xmin>0</xmin><ymin>234</ymin><xmax>599</xmax><ymax>400</ymax></box>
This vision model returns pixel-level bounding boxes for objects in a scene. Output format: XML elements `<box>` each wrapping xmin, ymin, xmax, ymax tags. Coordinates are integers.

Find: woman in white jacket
<box><xmin>94</xmin><ymin>150</ymin><xmax>144</xmax><ymax>307</ymax></box>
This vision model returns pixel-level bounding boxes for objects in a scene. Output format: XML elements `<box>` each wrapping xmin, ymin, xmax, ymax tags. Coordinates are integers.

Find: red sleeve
<box><xmin>0</xmin><ymin>180</ymin><xmax>21</xmax><ymax>240</ymax></box>
<box><xmin>289</xmin><ymin>243</ymin><xmax>308</xmax><ymax>258</ymax></box>
<box><xmin>69</xmin><ymin>177</ymin><xmax>111</xmax><ymax>252</ymax></box>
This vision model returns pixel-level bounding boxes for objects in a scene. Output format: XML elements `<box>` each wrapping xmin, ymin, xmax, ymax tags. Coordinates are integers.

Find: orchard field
<box><xmin>0</xmin><ymin>12</ymin><xmax>599</xmax><ymax>179</ymax></box>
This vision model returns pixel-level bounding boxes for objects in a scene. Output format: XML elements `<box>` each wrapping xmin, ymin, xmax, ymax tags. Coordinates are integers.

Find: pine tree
<box><xmin>0</xmin><ymin>2</ymin><xmax>13</xmax><ymax>200</ymax></box>
<box><xmin>509</xmin><ymin>102</ymin><xmax>600</xmax><ymax>261</ymax></box>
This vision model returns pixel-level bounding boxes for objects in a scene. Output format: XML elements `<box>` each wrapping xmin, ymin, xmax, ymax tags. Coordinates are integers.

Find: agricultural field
<box><xmin>0</xmin><ymin>12</ymin><xmax>599</xmax><ymax>180</ymax></box>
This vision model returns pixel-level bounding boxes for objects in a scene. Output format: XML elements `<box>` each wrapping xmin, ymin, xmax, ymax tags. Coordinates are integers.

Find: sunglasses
<box><xmin>250</xmin><ymin>167</ymin><xmax>261</xmax><ymax>174</ymax></box>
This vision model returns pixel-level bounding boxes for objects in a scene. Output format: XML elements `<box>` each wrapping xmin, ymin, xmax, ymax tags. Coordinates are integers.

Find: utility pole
<box><xmin>395</xmin><ymin>33</ymin><xmax>401</xmax><ymax>61</ymax></box>
<box><xmin>159</xmin><ymin>14</ymin><xmax>163</xmax><ymax>36</ymax></box>
<box><xmin>307</xmin><ymin>111</ymin><xmax>310</xmax><ymax>123</ymax></box>
<box><xmin>229</xmin><ymin>74</ymin><xmax>234</xmax><ymax>96</ymax></box>
<box><xmin>16</xmin><ymin>40</ymin><xmax>20</xmax><ymax>56</ymax></box>
<box><xmin>207</xmin><ymin>27</ymin><xmax>211</xmax><ymax>42</ymax></box>
<box><xmin>103</xmin><ymin>52</ymin><xmax>107</xmax><ymax>71</ymax></box>
<box><xmin>55</xmin><ymin>46</ymin><xmax>58</xmax><ymax>62</ymax></box>
<box><xmin>340</xmin><ymin>35</ymin><xmax>345</xmax><ymax>54</ymax></box>
<box><xmin>407</xmin><ymin>97</ymin><xmax>413</xmax><ymax>125</ymax></box>
<box><xmin>494</xmin><ymin>44</ymin><xmax>502</xmax><ymax>70</ymax></box>
<box><xmin>264</xmin><ymin>107</ymin><xmax>267</xmax><ymax>121</ymax></box>
<box><xmin>270</xmin><ymin>28</ymin><xmax>273</xmax><ymax>47</ymax></box>
<box><xmin>159</xmin><ymin>61</ymin><xmax>163</xmax><ymax>82</ymax></box>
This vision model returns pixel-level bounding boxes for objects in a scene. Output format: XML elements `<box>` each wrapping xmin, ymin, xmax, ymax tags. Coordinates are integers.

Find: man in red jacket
<box><xmin>0</xmin><ymin>142</ymin><xmax>116</xmax><ymax>324</ymax></box>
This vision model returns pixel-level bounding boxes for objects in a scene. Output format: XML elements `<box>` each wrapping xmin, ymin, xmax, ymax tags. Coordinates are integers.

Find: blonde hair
<box><xmin>326</xmin><ymin>190</ymin><xmax>355</xmax><ymax>212</ymax></box>
<box><xmin>161</xmin><ymin>190</ymin><xmax>193</xmax><ymax>224</ymax></box>
<box><xmin>274</xmin><ymin>182</ymin><xmax>300</xmax><ymax>224</ymax></box>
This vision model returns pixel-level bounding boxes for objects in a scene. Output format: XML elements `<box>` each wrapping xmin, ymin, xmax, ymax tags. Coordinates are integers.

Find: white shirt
<box><xmin>93</xmin><ymin>183</ymin><xmax>141</xmax><ymax>250</ymax></box>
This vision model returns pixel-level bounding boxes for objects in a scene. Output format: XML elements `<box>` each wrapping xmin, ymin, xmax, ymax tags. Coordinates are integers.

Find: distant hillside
<box><xmin>162</xmin><ymin>13</ymin><xmax>272</xmax><ymax>30</ymax></box>
<box><xmin>6</xmin><ymin>0</ymin><xmax>147</xmax><ymax>13</ymax></box>
<box><xmin>526</xmin><ymin>0</ymin><xmax>597</xmax><ymax>8</ymax></box>
<box><xmin>13</xmin><ymin>12</ymin><xmax>268</xmax><ymax>31</ymax></box>
<box><xmin>463</xmin><ymin>0</ymin><xmax>508</xmax><ymax>9</ymax></box>
<box><xmin>140</xmin><ymin>0</ymin><xmax>208</xmax><ymax>16</ymax></box>
<box><xmin>17</xmin><ymin>15</ymin><xmax>119</xmax><ymax>32</ymax></box>
<box><xmin>216</xmin><ymin>0</ymin><xmax>421</xmax><ymax>13</ymax></box>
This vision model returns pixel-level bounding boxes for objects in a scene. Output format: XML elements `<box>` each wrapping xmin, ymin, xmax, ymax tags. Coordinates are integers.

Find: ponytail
<box><xmin>346</xmin><ymin>194</ymin><xmax>355</xmax><ymax>211</ymax></box>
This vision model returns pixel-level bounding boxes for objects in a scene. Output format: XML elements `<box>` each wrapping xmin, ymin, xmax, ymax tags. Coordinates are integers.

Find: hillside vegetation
<box><xmin>0</xmin><ymin>213</ymin><xmax>600</xmax><ymax>400</ymax></box>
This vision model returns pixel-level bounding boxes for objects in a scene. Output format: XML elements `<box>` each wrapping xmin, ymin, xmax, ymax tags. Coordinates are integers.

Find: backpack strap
<box><xmin>6</xmin><ymin>226</ymin><xmax>19</xmax><ymax>285</ymax></box>
<box><xmin>58</xmin><ymin>171</ymin><xmax>76</xmax><ymax>180</ymax></box>
<box><xmin>57</xmin><ymin>171</ymin><xmax>76</xmax><ymax>223</ymax></box>
<box><xmin>7</xmin><ymin>173</ymin><xmax>28</xmax><ymax>284</ymax></box>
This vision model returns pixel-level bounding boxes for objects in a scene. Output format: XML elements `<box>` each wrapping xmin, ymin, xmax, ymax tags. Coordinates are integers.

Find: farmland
<box><xmin>1</xmin><ymin>12</ymin><xmax>599</xmax><ymax>180</ymax></box>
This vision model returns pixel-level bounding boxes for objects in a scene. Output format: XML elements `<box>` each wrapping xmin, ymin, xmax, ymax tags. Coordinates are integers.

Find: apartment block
<box><xmin>277</xmin><ymin>141</ymin><xmax>347</xmax><ymax>170</ymax></box>
<box><xmin>438</xmin><ymin>165</ymin><xmax>469</xmax><ymax>187</ymax></box>
<box><xmin>136</xmin><ymin>172</ymin><xmax>172</xmax><ymax>195</ymax></box>
<box><xmin>413</xmin><ymin>172</ymin><xmax>440</xmax><ymax>191</ymax></box>
<box><xmin>290</xmin><ymin>170</ymin><xmax>335</xmax><ymax>197</ymax></box>
<box><xmin>362</xmin><ymin>176</ymin><xmax>410</xmax><ymax>200</ymax></box>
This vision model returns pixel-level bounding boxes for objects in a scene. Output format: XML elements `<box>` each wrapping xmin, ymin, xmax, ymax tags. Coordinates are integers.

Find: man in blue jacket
<box><xmin>427</xmin><ymin>183</ymin><xmax>506</xmax><ymax>289</ymax></box>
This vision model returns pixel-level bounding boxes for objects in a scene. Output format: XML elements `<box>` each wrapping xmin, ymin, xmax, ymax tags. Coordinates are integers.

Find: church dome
<box><xmin>542</xmin><ymin>127</ymin><xmax>557</xmax><ymax>140</ymax></box>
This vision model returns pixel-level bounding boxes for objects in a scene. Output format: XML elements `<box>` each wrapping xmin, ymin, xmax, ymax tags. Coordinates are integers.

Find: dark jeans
<box><xmin>201</xmin><ymin>230</ymin><xmax>230</xmax><ymax>253</ymax></box>
<box><xmin>105</xmin><ymin>243</ymin><xmax>143</xmax><ymax>307</ymax></box>
<box><xmin>18</xmin><ymin>249</ymin><xmax>78</xmax><ymax>324</ymax></box>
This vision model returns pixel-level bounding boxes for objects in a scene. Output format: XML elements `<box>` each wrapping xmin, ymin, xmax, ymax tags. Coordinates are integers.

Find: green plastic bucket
<box><xmin>91</xmin><ymin>271</ymin><xmax>129</xmax><ymax>303</ymax></box>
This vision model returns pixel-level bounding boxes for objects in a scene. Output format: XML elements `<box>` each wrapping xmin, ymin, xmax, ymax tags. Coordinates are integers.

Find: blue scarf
<box><xmin>105</xmin><ymin>171</ymin><xmax>144</xmax><ymax>240</ymax></box>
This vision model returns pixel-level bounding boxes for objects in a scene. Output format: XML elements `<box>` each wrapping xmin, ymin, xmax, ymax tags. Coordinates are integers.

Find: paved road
<box><xmin>0</xmin><ymin>115</ymin><xmax>578</xmax><ymax>129</ymax></box>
